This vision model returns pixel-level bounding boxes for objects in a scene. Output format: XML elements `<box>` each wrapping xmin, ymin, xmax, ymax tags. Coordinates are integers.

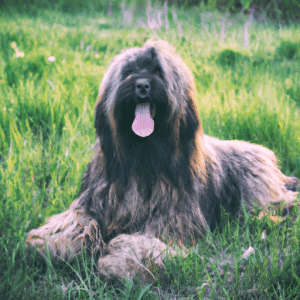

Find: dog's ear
<box><xmin>94</xmin><ymin>89</ymin><xmax>119</xmax><ymax>180</ymax></box>
<box><xmin>94</xmin><ymin>85</ymin><xmax>116</xmax><ymax>159</ymax></box>
<box><xmin>94</xmin><ymin>89</ymin><xmax>109</xmax><ymax>138</ymax></box>
<box><xmin>180</xmin><ymin>95</ymin><xmax>201</xmax><ymax>142</ymax></box>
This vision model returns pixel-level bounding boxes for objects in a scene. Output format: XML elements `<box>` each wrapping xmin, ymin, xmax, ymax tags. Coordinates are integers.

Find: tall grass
<box><xmin>0</xmin><ymin>4</ymin><xmax>300</xmax><ymax>299</ymax></box>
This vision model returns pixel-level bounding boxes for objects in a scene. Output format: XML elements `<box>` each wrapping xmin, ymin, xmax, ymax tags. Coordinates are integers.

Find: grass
<box><xmin>1</xmin><ymin>3</ymin><xmax>300</xmax><ymax>299</ymax></box>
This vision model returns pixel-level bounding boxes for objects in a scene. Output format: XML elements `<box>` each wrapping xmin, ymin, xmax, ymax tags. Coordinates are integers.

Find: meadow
<box><xmin>0</xmin><ymin>2</ymin><xmax>300</xmax><ymax>299</ymax></box>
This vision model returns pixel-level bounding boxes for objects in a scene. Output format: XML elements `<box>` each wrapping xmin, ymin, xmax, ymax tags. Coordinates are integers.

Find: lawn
<box><xmin>0</xmin><ymin>3</ymin><xmax>300</xmax><ymax>299</ymax></box>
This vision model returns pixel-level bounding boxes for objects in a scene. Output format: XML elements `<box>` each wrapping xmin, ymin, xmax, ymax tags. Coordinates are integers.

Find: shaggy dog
<box><xmin>26</xmin><ymin>40</ymin><xmax>299</xmax><ymax>281</ymax></box>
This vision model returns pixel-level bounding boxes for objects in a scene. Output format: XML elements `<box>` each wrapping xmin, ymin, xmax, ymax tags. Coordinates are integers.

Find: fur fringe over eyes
<box><xmin>26</xmin><ymin>40</ymin><xmax>299</xmax><ymax>281</ymax></box>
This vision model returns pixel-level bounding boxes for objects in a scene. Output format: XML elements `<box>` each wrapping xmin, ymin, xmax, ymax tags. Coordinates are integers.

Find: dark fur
<box><xmin>77</xmin><ymin>40</ymin><xmax>298</xmax><ymax>243</ymax></box>
<box><xmin>26</xmin><ymin>41</ymin><xmax>299</xmax><ymax>278</ymax></box>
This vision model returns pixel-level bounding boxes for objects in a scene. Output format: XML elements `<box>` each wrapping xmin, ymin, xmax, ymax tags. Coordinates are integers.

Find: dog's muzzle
<box><xmin>131</xmin><ymin>77</ymin><xmax>155</xmax><ymax>138</ymax></box>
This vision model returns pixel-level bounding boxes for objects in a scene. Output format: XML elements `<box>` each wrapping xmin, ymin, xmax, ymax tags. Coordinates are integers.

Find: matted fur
<box><xmin>26</xmin><ymin>40</ymin><xmax>299</xmax><ymax>280</ymax></box>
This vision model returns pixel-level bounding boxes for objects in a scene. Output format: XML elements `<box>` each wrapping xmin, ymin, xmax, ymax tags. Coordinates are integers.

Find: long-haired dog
<box><xmin>26</xmin><ymin>40</ymin><xmax>299</xmax><ymax>281</ymax></box>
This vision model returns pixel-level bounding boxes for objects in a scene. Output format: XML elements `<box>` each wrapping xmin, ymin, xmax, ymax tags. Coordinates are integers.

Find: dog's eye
<box><xmin>121</xmin><ymin>65</ymin><xmax>136</xmax><ymax>80</ymax></box>
<box><xmin>154</xmin><ymin>67</ymin><xmax>164</xmax><ymax>80</ymax></box>
<box><xmin>123</xmin><ymin>69</ymin><xmax>132</xmax><ymax>76</ymax></box>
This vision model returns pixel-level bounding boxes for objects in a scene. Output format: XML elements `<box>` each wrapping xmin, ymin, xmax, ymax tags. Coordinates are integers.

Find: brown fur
<box><xmin>26</xmin><ymin>40</ymin><xmax>299</xmax><ymax>281</ymax></box>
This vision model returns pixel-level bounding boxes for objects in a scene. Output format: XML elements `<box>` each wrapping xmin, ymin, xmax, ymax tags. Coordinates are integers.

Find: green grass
<box><xmin>0</xmin><ymin>5</ymin><xmax>300</xmax><ymax>299</ymax></box>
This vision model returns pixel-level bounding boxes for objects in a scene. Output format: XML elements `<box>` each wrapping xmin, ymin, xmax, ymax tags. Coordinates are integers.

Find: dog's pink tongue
<box><xmin>132</xmin><ymin>103</ymin><xmax>154</xmax><ymax>137</ymax></box>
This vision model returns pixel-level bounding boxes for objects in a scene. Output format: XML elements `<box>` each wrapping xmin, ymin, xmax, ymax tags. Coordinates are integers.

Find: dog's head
<box><xmin>95</xmin><ymin>40</ymin><xmax>199</xmax><ymax>137</ymax></box>
<box><xmin>94</xmin><ymin>41</ymin><xmax>205</xmax><ymax>183</ymax></box>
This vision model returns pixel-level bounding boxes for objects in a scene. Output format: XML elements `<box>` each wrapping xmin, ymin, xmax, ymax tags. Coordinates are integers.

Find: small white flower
<box><xmin>16</xmin><ymin>51</ymin><xmax>24</xmax><ymax>58</ymax></box>
<box><xmin>241</xmin><ymin>246</ymin><xmax>255</xmax><ymax>260</ymax></box>
<box><xmin>47</xmin><ymin>56</ymin><xmax>56</xmax><ymax>62</ymax></box>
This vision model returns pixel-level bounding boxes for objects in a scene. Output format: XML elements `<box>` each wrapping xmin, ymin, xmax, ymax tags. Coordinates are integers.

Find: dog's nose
<box><xmin>135</xmin><ymin>78</ymin><xmax>150</xmax><ymax>98</ymax></box>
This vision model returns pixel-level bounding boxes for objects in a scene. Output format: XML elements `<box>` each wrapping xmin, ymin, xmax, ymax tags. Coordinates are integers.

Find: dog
<box><xmin>26</xmin><ymin>40</ymin><xmax>299</xmax><ymax>281</ymax></box>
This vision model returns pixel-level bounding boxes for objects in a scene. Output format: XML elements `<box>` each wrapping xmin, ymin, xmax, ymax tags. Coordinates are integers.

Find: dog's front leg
<box><xmin>97</xmin><ymin>233</ymin><xmax>177</xmax><ymax>282</ymax></box>
<box><xmin>26</xmin><ymin>199</ymin><xmax>106</xmax><ymax>264</ymax></box>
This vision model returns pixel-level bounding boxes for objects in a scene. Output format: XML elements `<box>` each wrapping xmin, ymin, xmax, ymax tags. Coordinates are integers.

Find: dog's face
<box><xmin>113</xmin><ymin>46</ymin><xmax>169</xmax><ymax>138</ymax></box>
<box><xmin>94</xmin><ymin>41</ymin><xmax>204</xmax><ymax>184</ymax></box>
<box><xmin>95</xmin><ymin>41</ymin><xmax>199</xmax><ymax>144</ymax></box>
